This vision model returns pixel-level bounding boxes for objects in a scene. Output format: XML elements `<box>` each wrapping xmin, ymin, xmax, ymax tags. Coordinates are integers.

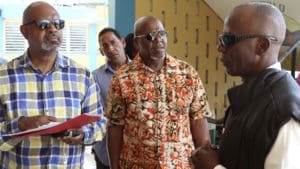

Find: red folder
<box><xmin>7</xmin><ymin>114</ymin><xmax>101</xmax><ymax>138</ymax></box>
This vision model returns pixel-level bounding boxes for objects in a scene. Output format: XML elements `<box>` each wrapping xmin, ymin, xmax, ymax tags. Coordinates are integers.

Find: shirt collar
<box><xmin>19</xmin><ymin>50</ymin><xmax>69</xmax><ymax>69</ymax></box>
<box><xmin>103</xmin><ymin>63</ymin><xmax>115</xmax><ymax>73</ymax></box>
<box><xmin>104</xmin><ymin>55</ymin><xmax>132</xmax><ymax>73</ymax></box>
<box><xmin>267</xmin><ymin>62</ymin><xmax>281</xmax><ymax>70</ymax></box>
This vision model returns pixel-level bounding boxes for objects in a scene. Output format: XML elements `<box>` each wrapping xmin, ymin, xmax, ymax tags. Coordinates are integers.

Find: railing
<box><xmin>279</xmin><ymin>40</ymin><xmax>300</xmax><ymax>63</ymax></box>
<box><xmin>207</xmin><ymin>117</ymin><xmax>223</xmax><ymax>145</ymax></box>
<box><xmin>279</xmin><ymin>40</ymin><xmax>300</xmax><ymax>78</ymax></box>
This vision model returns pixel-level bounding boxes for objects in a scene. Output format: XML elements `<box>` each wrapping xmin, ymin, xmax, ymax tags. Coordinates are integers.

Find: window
<box><xmin>70</xmin><ymin>26</ymin><xmax>87</xmax><ymax>52</ymax></box>
<box><xmin>3</xmin><ymin>20</ymin><xmax>88</xmax><ymax>56</ymax></box>
<box><xmin>4</xmin><ymin>21</ymin><xmax>27</xmax><ymax>54</ymax></box>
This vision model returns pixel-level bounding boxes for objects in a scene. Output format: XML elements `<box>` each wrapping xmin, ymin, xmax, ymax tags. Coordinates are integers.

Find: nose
<box><xmin>106</xmin><ymin>44</ymin><xmax>115</xmax><ymax>52</ymax></box>
<box><xmin>218</xmin><ymin>43</ymin><xmax>226</xmax><ymax>53</ymax></box>
<box><xmin>47</xmin><ymin>23</ymin><xmax>58</xmax><ymax>32</ymax></box>
<box><xmin>153</xmin><ymin>34</ymin><xmax>164</xmax><ymax>43</ymax></box>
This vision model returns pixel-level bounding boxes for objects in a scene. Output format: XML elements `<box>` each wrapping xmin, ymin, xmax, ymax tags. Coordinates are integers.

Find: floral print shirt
<box><xmin>106</xmin><ymin>54</ymin><xmax>210</xmax><ymax>169</ymax></box>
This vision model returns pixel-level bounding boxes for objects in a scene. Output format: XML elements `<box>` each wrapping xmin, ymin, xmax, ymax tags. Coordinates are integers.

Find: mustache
<box><xmin>46</xmin><ymin>32</ymin><xmax>60</xmax><ymax>39</ymax></box>
<box><xmin>41</xmin><ymin>32</ymin><xmax>62</xmax><ymax>51</ymax></box>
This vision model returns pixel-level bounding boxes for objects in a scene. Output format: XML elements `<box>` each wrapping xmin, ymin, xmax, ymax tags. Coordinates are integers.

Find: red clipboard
<box><xmin>6</xmin><ymin>114</ymin><xmax>101</xmax><ymax>138</ymax></box>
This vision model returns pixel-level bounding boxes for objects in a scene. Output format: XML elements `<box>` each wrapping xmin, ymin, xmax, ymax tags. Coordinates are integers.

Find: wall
<box><xmin>109</xmin><ymin>0</ymin><xmax>135</xmax><ymax>37</ymax></box>
<box><xmin>135</xmin><ymin>0</ymin><xmax>241</xmax><ymax>119</ymax></box>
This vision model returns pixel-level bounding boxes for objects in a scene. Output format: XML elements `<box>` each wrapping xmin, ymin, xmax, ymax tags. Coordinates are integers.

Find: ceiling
<box><xmin>204</xmin><ymin>0</ymin><xmax>300</xmax><ymax>31</ymax></box>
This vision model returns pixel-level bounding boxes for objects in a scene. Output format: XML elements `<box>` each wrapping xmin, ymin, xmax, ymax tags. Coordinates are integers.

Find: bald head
<box><xmin>134</xmin><ymin>16</ymin><xmax>164</xmax><ymax>36</ymax></box>
<box><xmin>22</xmin><ymin>1</ymin><xmax>58</xmax><ymax>24</ymax></box>
<box><xmin>20</xmin><ymin>1</ymin><xmax>63</xmax><ymax>53</ymax></box>
<box><xmin>219</xmin><ymin>2</ymin><xmax>286</xmax><ymax>78</ymax></box>
<box><xmin>227</xmin><ymin>2</ymin><xmax>286</xmax><ymax>44</ymax></box>
<box><xmin>133</xmin><ymin>16</ymin><xmax>167</xmax><ymax>70</ymax></box>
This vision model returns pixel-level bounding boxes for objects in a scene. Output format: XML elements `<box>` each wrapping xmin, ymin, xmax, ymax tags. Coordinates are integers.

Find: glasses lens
<box><xmin>37</xmin><ymin>20</ymin><xmax>50</xmax><ymax>30</ymax></box>
<box><xmin>36</xmin><ymin>19</ymin><xmax>65</xmax><ymax>30</ymax></box>
<box><xmin>158</xmin><ymin>31</ymin><xmax>167</xmax><ymax>38</ymax></box>
<box><xmin>221</xmin><ymin>34</ymin><xmax>236</xmax><ymax>48</ymax></box>
<box><xmin>53</xmin><ymin>19</ymin><xmax>65</xmax><ymax>30</ymax></box>
<box><xmin>145</xmin><ymin>31</ymin><xmax>167</xmax><ymax>42</ymax></box>
<box><xmin>146</xmin><ymin>33</ymin><xmax>155</xmax><ymax>41</ymax></box>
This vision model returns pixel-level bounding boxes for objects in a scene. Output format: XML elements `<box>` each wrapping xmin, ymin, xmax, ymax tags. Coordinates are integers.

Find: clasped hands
<box><xmin>18</xmin><ymin>115</ymin><xmax>84</xmax><ymax>145</ymax></box>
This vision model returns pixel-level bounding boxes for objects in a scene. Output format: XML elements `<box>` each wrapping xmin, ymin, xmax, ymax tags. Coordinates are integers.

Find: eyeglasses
<box><xmin>218</xmin><ymin>33</ymin><xmax>278</xmax><ymax>48</ymax></box>
<box><xmin>23</xmin><ymin>19</ymin><xmax>65</xmax><ymax>30</ymax></box>
<box><xmin>135</xmin><ymin>31</ymin><xmax>167</xmax><ymax>42</ymax></box>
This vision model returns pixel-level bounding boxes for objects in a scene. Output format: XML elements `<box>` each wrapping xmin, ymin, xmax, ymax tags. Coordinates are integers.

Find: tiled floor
<box><xmin>84</xmin><ymin>146</ymin><xmax>96</xmax><ymax>169</ymax></box>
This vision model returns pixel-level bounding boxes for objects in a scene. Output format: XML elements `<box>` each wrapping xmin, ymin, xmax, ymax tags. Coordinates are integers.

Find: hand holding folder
<box><xmin>4</xmin><ymin>114</ymin><xmax>101</xmax><ymax>138</ymax></box>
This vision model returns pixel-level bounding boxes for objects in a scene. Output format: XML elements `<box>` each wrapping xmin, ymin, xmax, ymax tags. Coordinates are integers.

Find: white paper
<box><xmin>3</xmin><ymin>122</ymin><xmax>61</xmax><ymax>137</ymax></box>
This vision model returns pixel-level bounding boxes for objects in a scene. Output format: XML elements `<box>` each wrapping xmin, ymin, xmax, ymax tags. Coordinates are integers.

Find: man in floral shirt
<box><xmin>105</xmin><ymin>16</ymin><xmax>211</xmax><ymax>169</ymax></box>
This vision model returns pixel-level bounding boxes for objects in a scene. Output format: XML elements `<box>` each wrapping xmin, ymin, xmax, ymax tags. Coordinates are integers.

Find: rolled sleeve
<box><xmin>190</xmin><ymin>70</ymin><xmax>211</xmax><ymax>120</ymax></box>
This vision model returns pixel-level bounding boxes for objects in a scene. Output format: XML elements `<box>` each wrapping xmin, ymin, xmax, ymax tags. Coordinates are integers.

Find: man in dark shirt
<box><xmin>192</xmin><ymin>2</ymin><xmax>300</xmax><ymax>169</ymax></box>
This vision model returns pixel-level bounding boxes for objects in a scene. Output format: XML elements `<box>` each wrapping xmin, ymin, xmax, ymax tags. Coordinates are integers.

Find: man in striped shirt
<box><xmin>0</xmin><ymin>1</ymin><xmax>106</xmax><ymax>168</ymax></box>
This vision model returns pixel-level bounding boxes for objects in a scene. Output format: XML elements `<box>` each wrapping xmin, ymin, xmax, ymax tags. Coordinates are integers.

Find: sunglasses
<box><xmin>23</xmin><ymin>19</ymin><xmax>65</xmax><ymax>30</ymax></box>
<box><xmin>218</xmin><ymin>34</ymin><xmax>278</xmax><ymax>48</ymax></box>
<box><xmin>135</xmin><ymin>31</ymin><xmax>167</xmax><ymax>42</ymax></box>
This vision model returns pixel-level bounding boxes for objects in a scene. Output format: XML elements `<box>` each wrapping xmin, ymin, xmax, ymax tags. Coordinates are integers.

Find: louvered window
<box><xmin>4</xmin><ymin>20</ymin><xmax>88</xmax><ymax>55</ymax></box>
<box><xmin>59</xmin><ymin>25</ymin><xmax>88</xmax><ymax>55</ymax></box>
<box><xmin>60</xmin><ymin>28</ymin><xmax>68</xmax><ymax>52</ymax></box>
<box><xmin>4</xmin><ymin>22</ymin><xmax>27</xmax><ymax>54</ymax></box>
<box><xmin>70</xmin><ymin>26</ymin><xmax>87</xmax><ymax>53</ymax></box>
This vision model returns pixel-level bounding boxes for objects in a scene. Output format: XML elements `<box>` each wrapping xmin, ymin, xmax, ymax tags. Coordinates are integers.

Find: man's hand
<box><xmin>60</xmin><ymin>129</ymin><xmax>84</xmax><ymax>145</ymax></box>
<box><xmin>191</xmin><ymin>145</ymin><xmax>220</xmax><ymax>169</ymax></box>
<box><xmin>18</xmin><ymin>115</ymin><xmax>57</xmax><ymax>131</ymax></box>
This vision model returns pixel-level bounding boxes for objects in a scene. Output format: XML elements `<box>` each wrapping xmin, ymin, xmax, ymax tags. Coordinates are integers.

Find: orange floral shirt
<box><xmin>105</xmin><ymin>54</ymin><xmax>210</xmax><ymax>169</ymax></box>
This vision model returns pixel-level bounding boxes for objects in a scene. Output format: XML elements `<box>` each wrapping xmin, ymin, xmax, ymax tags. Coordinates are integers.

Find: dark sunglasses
<box><xmin>135</xmin><ymin>31</ymin><xmax>168</xmax><ymax>42</ymax></box>
<box><xmin>218</xmin><ymin>34</ymin><xmax>278</xmax><ymax>48</ymax></box>
<box><xmin>23</xmin><ymin>19</ymin><xmax>65</xmax><ymax>30</ymax></box>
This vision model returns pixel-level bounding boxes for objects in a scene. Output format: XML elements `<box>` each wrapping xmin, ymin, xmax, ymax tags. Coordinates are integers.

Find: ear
<box><xmin>133</xmin><ymin>37</ymin><xmax>140</xmax><ymax>50</ymax></box>
<box><xmin>20</xmin><ymin>25</ymin><xmax>29</xmax><ymax>39</ymax></box>
<box><xmin>121</xmin><ymin>38</ymin><xmax>126</xmax><ymax>49</ymax></box>
<box><xmin>256</xmin><ymin>38</ymin><xmax>270</xmax><ymax>55</ymax></box>
<box><xmin>99</xmin><ymin>47</ymin><xmax>104</xmax><ymax>56</ymax></box>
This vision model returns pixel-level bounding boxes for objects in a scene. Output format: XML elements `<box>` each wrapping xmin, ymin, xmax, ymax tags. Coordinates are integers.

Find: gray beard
<box><xmin>41</xmin><ymin>32</ymin><xmax>62</xmax><ymax>52</ymax></box>
<box><xmin>41</xmin><ymin>41</ymin><xmax>60</xmax><ymax>52</ymax></box>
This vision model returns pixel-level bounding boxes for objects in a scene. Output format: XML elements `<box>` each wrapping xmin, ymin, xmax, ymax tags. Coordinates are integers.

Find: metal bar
<box><xmin>291</xmin><ymin>48</ymin><xmax>297</xmax><ymax>78</ymax></box>
<box><xmin>279</xmin><ymin>40</ymin><xmax>300</xmax><ymax>63</ymax></box>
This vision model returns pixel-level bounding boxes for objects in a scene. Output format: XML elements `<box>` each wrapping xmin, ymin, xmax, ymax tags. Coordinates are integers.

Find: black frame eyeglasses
<box><xmin>135</xmin><ymin>31</ymin><xmax>168</xmax><ymax>42</ymax></box>
<box><xmin>23</xmin><ymin>19</ymin><xmax>65</xmax><ymax>30</ymax></box>
<box><xmin>218</xmin><ymin>33</ymin><xmax>278</xmax><ymax>48</ymax></box>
